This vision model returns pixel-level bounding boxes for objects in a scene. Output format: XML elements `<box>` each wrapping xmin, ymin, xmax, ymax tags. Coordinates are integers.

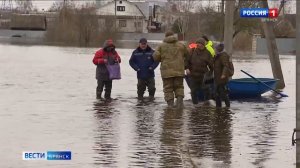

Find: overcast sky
<box><xmin>28</xmin><ymin>0</ymin><xmax>296</xmax><ymax>13</ymax></box>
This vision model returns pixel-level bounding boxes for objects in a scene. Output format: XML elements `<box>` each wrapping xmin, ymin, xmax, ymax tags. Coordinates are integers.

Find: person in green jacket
<box><xmin>214</xmin><ymin>43</ymin><xmax>231</xmax><ymax>107</ymax></box>
<box><xmin>202</xmin><ymin>35</ymin><xmax>215</xmax><ymax>57</ymax></box>
<box><xmin>153</xmin><ymin>31</ymin><xmax>189</xmax><ymax>108</ymax></box>
<box><xmin>186</xmin><ymin>38</ymin><xmax>214</xmax><ymax>104</ymax></box>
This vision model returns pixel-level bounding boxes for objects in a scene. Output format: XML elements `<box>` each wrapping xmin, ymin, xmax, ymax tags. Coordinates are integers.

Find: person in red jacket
<box><xmin>93</xmin><ymin>39</ymin><xmax>121</xmax><ymax>100</ymax></box>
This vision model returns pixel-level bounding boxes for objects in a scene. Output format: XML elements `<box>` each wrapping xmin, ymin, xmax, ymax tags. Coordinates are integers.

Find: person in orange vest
<box><xmin>189</xmin><ymin>42</ymin><xmax>197</xmax><ymax>49</ymax></box>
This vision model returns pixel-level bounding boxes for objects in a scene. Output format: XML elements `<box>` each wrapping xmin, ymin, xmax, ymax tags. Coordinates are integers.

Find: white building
<box><xmin>96</xmin><ymin>0</ymin><xmax>147</xmax><ymax>33</ymax></box>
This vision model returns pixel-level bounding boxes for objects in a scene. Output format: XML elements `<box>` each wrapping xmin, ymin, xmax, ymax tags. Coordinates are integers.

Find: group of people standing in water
<box><xmin>93</xmin><ymin>30</ymin><xmax>233</xmax><ymax>108</ymax></box>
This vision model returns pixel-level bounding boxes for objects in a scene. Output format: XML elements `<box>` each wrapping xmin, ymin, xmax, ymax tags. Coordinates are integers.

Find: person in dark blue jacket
<box><xmin>129</xmin><ymin>38</ymin><xmax>159</xmax><ymax>100</ymax></box>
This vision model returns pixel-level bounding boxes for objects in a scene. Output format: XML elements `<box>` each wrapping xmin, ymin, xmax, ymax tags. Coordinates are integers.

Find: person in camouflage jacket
<box><xmin>153</xmin><ymin>31</ymin><xmax>189</xmax><ymax>108</ymax></box>
<box><xmin>214</xmin><ymin>43</ymin><xmax>231</xmax><ymax>107</ymax></box>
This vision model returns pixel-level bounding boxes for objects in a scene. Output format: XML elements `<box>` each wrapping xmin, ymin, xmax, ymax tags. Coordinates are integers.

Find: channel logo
<box><xmin>22</xmin><ymin>152</ymin><xmax>46</xmax><ymax>160</ymax></box>
<box><xmin>240</xmin><ymin>8</ymin><xmax>278</xmax><ymax>18</ymax></box>
<box><xmin>23</xmin><ymin>151</ymin><xmax>71</xmax><ymax>160</ymax></box>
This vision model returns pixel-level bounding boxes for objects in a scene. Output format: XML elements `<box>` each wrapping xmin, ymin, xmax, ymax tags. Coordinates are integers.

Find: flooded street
<box><xmin>0</xmin><ymin>44</ymin><xmax>295</xmax><ymax>167</ymax></box>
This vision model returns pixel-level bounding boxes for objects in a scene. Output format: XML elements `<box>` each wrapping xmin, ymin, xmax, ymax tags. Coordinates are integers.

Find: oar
<box><xmin>241</xmin><ymin>70</ymin><xmax>288</xmax><ymax>97</ymax></box>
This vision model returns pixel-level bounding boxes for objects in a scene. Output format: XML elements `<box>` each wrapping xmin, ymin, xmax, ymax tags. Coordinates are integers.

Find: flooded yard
<box><xmin>0</xmin><ymin>44</ymin><xmax>295</xmax><ymax>167</ymax></box>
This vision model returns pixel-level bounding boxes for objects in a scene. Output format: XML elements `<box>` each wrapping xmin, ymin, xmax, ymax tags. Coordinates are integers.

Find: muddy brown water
<box><xmin>0</xmin><ymin>44</ymin><xmax>295</xmax><ymax>167</ymax></box>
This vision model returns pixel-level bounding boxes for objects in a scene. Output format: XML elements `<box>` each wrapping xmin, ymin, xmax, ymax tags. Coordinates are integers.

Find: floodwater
<box><xmin>0</xmin><ymin>44</ymin><xmax>295</xmax><ymax>168</ymax></box>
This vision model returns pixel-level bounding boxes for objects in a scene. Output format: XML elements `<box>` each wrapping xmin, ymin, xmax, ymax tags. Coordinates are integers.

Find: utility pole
<box><xmin>224</xmin><ymin>0</ymin><xmax>235</xmax><ymax>60</ymax></box>
<box><xmin>260</xmin><ymin>0</ymin><xmax>285</xmax><ymax>89</ymax></box>
<box><xmin>296</xmin><ymin>0</ymin><xmax>300</xmax><ymax>166</ymax></box>
<box><xmin>278</xmin><ymin>0</ymin><xmax>286</xmax><ymax>16</ymax></box>
<box><xmin>221</xmin><ymin>0</ymin><xmax>224</xmax><ymax>14</ymax></box>
<box><xmin>114</xmin><ymin>0</ymin><xmax>117</xmax><ymax>32</ymax></box>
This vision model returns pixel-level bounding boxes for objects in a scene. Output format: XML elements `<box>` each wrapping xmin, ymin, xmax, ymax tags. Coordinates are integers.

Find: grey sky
<box><xmin>29</xmin><ymin>0</ymin><xmax>295</xmax><ymax>13</ymax></box>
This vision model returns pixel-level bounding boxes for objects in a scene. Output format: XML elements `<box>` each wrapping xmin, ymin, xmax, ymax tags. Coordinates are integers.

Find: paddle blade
<box><xmin>279</xmin><ymin>93</ymin><xmax>288</xmax><ymax>97</ymax></box>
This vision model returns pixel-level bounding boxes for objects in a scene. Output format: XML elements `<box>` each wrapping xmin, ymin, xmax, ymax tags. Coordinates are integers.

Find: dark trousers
<box><xmin>190</xmin><ymin>76</ymin><xmax>210</xmax><ymax>104</ymax></box>
<box><xmin>97</xmin><ymin>80</ymin><xmax>112</xmax><ymax>99</ymax></box>
<box><xmin>137</xmin><ymin>77</ymin><xmax>156</xmax><ymax>97</ymax></box>
<box><xmin>215</xmin><ymin>84</ymin><xmax>230</xmax><ymax>107</ymax></box>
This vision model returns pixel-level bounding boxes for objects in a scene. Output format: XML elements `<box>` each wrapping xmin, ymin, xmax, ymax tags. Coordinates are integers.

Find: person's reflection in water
<box><xmin>186</xmin><ymin>106</ymin><xmax>232</xmax><ymax>167</ymax></box>
<box><xmin>92</xmin><ymin>100</ymin><xmax>119</xmax><ymax>167</ymax></box>
<box><xmin>211</xmin><ymin>108</ymin><xmax>233</xmax><ymax>166</ymax></box>
<box><xmin>246</xmin><ymin>98</ymin><xmax>280</xmax><ymax>167</ymax></box>
<box><xmin>130</xmin><ymin>104</ymin><xmax>161</xmax><ymax>167</ymax></box>
<box><xmin>160</xmin><ymin>108</ymin><xmax>185</xmax><ymax>167</ymax></box>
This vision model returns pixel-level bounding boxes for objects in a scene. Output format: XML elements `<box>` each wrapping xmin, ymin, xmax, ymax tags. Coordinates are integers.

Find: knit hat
<box><xmin>216</xmin><ymin>43</ymin><xmax>225</xmax><ymax>52</ymax></box>
<box><xmin>103</xmin><ymin>39</ymin><xmax>114</xmax><ymax>48</ymax></box>
<box><xmin>202</xmin><ymin>35</ymin><xmax>209</xmax><ymax>42</ymax></box>
<box><xmin>165</xmin><ymin>30</ymin><xmax>174</xmax><ymax>37</ymax></box>
<box><xmin>195</xmin><ymin>38</ymin><xmax>206</xmax><ymax>46</ymax></box>
<box><xmin>139</xmin><ymin>38</ymin><xmax>147</xmax><ymax>44</ymax></box>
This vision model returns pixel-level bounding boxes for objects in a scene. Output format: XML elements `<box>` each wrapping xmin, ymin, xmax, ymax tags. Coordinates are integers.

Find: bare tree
<box><xmin>45</xmin><ymin>2</ymin><xmax>119</xmax><ymax>47</ymax></box>
<box><xmin>15</xmin><ymin>0</ymin><xmax>33</xmax><ymax>13</ymax></box>
<box><xmin>168</xmin><ymin>0</ymin><xmax>195</xmax><ymax>40</ymax></box>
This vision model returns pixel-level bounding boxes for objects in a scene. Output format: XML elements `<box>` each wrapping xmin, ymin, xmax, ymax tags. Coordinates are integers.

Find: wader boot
<box><xmin>96</xmin><ymin>90</ymin><xmax>102</xmax><ymax>99</ymax></box>
<box><xmin>138</xmin><ymin>94</ymin><xmax>144</xmax><ymax>100</ymax></box>
<box><xmin>104</xmin><ymin>92</ymin><xmax>112</xmax><ymax>101</ymax></box>
<box><xmin>224</xmin><ymin>96</ymin><xmax>230</xmax><ymax>107</ymax></box>
<box><xmin>149</xmin><ymin>95</ymin><xmax>154</xmax><ymax>101</ymax></box>
<box><xmin>216</xmin><ymin>97</ymin><xmax>222</xmax><ymax>107</ymax></box>
<box><xmin>97</xmin><ymin>80</ymin><xmax>104</xmax><ymax>99</ymax></box>
<box><xmin>148</xmin><ymin>91</ymin><xmax>155</xmax><ymax>101</ymax></box>
<box><xmin>191</xmin><ymin>93</ymin><xmax>199</xmax><ymax>105</ymax></box>
<box><xmin>167</xmin><ymin>99</ymin><xmax>174</xmax><ymax>108</ymax></box>
<box><xmin>176</xmin><ymin>96</ymin><xmax>184</xmax><ymax>108</ymax></box>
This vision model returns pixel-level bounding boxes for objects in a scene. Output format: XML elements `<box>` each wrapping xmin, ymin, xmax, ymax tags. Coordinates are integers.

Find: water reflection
<box><xmin>91</xmin><ymin>97</ymin><xmax>282</xmax><ymax>168</ymax></box>
<box><xmin>185</xmin><ymin>106</ymin><xmax>233</xmax><ymax>167</ymax></box>
<box><xmin>93</xmin><ymin>100</ymin><xmax>119</xmax><ymax>167</ymax></box>
<box><xmin>0</xmin><ymin>44</ymin><xmax>294</xmax><ymax>168</ymax></box>
<box><xmin>129</xmin><ymin>100</ymin><xmax>163</xmax><ymax>167</ymax></box>
<box><xmin>232</xmin><ymin>96</ymin><xmax>281</xmax><ymax>168</ymax></box>
<box><xmin>160</xmin><ymin>108</ymin><xmax>185</xmax><ymax>167</ymax></box>
<box><xmin>247</xmin><ymin>100</ymin><xmax>279</xmax><ymax>168</ymax></box>
<box><xmin>211</xmin><ymin>108</ymin><xmax>232</xmax><ymax>165</ymax></box>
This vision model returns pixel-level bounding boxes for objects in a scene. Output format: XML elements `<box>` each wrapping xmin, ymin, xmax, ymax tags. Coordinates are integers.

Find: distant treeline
<box><xmin>45</xmin><ymin>5</ymin><xmax>119</xmax><ymax>47</ymax></box>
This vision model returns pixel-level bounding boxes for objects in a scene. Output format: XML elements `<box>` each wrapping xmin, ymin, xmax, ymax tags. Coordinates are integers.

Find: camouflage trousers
<box><xmin>162</xmin><ymin>77</ymin><xmax>184</xmax><ymax>102</ymax></box>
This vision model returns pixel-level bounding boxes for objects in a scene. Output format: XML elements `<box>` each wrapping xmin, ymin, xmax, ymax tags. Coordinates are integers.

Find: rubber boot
<box><xmin>216</xmin><ymin>97</ymin><xmax>222</xmax><ymax>108</ymax></box>
<box><xmin>224</xmin><ymin>96</ymin><xmax>230</xmax><ymax>108</ymax></box>
<box><xmin>167</xmin><ymin>99</ymin><xmax>174</xmax><ymax>108</ymax></box>
<box><xmin>149</xmin><ymin>91</ymin><xmax>155</xmax><ymax>101</ymax></box>
<box><xmin>176</xmin><ymin>96</ymin><xmax>184</xmax><ymax>109</ymax></box>
<box><xmin>149</xmin><ymin>95</ymin><xmax>155</xmax><ymax>101</ymax></box>
<box><xmin>191</xmin><ymin>93</ymin><xmax>199</xmax><ymax>105</ymax></box>
<box><xmin>104</xmin><ymin>92</ymin><xmax>112</xmax><ymax>101</ymax></box>
<box><xmin>96</xmin><ymin>91</ymin><xmax>102</xmax><ymax>99</ymax></box>
<box><xmin>138</xmin><ymin>94</ymin><xmax>143</xmax><ymax>100</ymax></box>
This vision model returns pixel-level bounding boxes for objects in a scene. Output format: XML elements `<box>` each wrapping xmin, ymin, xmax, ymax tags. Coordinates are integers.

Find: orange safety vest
<box><xmin>189</xmin><ymin>43</ymin><xmax>197</xmax><ymax>49</ymax></box>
